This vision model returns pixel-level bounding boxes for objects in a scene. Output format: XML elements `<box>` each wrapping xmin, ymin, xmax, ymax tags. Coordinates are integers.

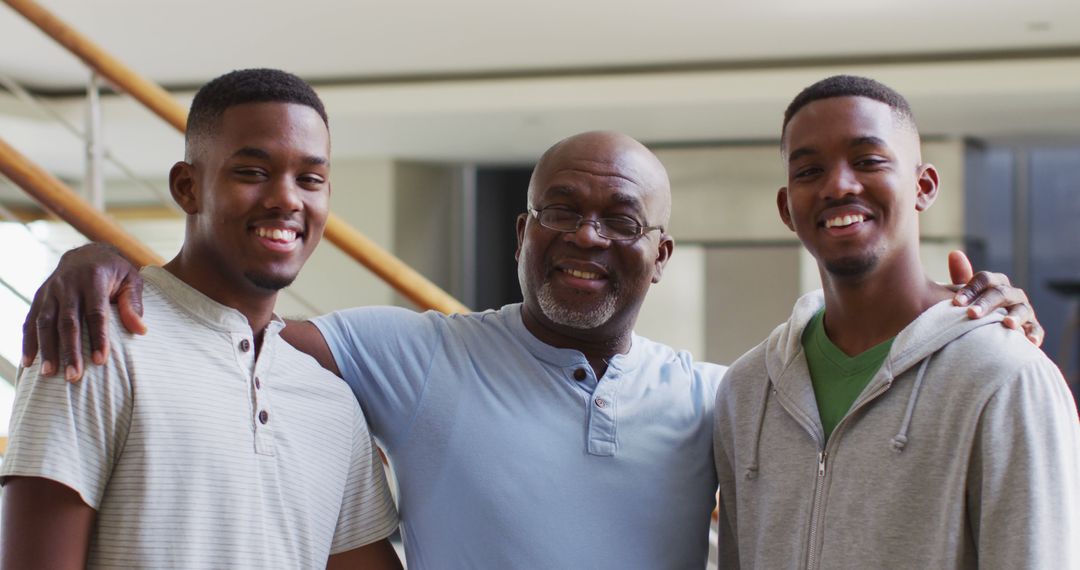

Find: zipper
<box><xmin>773</xmin><ymin>378</ymin><xmax>893</xmax><ymax>570</ymax></box>
<box><xmin>806</xmin><ymin>450</ymin><xmax>828</xmax><ymax>569</ymax></box>
<box><xmin>770</xmin><ymin>390</ymin><xmax>826</xmax><ymax>569</ymax></box>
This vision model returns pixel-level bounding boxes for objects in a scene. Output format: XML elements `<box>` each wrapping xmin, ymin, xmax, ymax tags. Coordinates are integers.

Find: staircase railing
<box><xmin>2</xmin><ymin>0</ymin><xmax>469</xmax><ymax>314</ymax></box>
<box><xmin>0</xmin><ymin>136</ymin><xmax>163</xmax><ymax>266</ymax></box>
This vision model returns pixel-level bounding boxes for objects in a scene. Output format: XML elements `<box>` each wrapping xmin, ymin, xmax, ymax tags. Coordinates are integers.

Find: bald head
<box><xmin>515</xmin><ymin>130</ymin><xmax>676</xmax><ymax>343</ymax></box>
<box><xmin>529</xmin><ymin>131</ymin><xmax>672</xmax><ymax>227</ymax></box>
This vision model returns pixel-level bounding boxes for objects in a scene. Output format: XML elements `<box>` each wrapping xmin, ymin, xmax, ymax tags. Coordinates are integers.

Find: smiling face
<box><xmin>171</xmin><ymin>101</ymin><xmax>330</xmax><ymax>298</ymax></box>
<box><xmin>778</xmin><ymin>96</ymin><xmax>938</xmax><ymax>281</ymax></box>
<box><xmin>515</xmin><ymin>132</ymin><xmax>673</xmax><ymax>341</ymax></box>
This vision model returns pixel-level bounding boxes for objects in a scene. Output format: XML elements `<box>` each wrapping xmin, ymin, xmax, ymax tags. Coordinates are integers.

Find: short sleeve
<box><xmin>310</xmin><ymin>306</ymin><xmax>443</xmax><ymax>449</ymax></box>
<box><xmin>329</xmin><ymin>408</ymin><xmax>400</xmax><ymax>553</ymax></box>
<box><xmin>0</xmin><ymin>342</ymin><xmax>133</xmax><ymax>509</ymax></box>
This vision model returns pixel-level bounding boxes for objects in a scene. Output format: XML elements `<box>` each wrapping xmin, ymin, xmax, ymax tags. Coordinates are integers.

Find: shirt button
<box><xmin>594</xmin><ymin>397</ymin><xmax>606</xmax><ymax>408</ymax></box>
<box><xmin>239</xmin><ymin>339</ymin><xmax>251</xmax><ymax>352</ymax></box>
<box><xmin>573</xmin><ymin>368</ymin><xmax>587</xmax><ymax>381</ymax></box>
<box><xmin>255</xmin><ymin>377</ymin><xmax>262</xmax><ymax>390</ymax></box>
<box><xmin>259</xmin><ymin>410</ymin><xmax>269</xmax><ymax>424</ymax></box>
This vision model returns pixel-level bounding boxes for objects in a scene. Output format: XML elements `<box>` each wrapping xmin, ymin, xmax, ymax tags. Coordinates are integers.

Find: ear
<box><xmin>650</xmin><ymin>234</ymin><xmax>675</xmax><ymax>284</ymax></box>
<box><xmin>777</xmin><ymin>187</ymin><xmax>795</xmax><ymax>231</ymax></box>
<box><xmin>168</xmin><ymin>161</ymin><xmax>199</xmax><ymax>215</ymax></box>
<box><xmin>914</xmin><ymin>163</ymin><xmax>939</xmax><ymax>212</ymax></box>
<box><xmin>514</xmin><ymin>212</ymin><xmax>528</xmax><ymax>262</ymax></box>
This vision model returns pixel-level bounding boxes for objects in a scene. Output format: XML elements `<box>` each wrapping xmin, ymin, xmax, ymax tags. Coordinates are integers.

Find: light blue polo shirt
<box><xmin>313</xmin><ymin>303</ymin><xmax>724</xmax><ymax>569</ymax></box>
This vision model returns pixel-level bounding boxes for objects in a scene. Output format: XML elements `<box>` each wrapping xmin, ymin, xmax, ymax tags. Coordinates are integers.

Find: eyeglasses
<box><xmin>527</xmin><ymin>206</ymin><xmax>663</xmax><ymax>241</ymax></box>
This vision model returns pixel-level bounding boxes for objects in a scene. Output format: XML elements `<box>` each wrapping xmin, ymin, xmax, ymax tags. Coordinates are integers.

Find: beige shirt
<box><xmin>2</xmin><ymin>266</ymin><xmax>398</xmax><ymax>568</ymax></box>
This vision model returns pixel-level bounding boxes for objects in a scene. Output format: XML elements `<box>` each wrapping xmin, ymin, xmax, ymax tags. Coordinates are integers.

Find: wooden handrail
<box><xmin>3</xmin><ymin>0</ymin><xmax>186</xmax><ymax>132</ymax></box>
<box><xmin>324</xmin><ymin>216</ymin><xmax>470</xmax><ymax>314</ymax></box>
<box><xmin>0</xmin><ymin>137</ymin><xmax>163</xmax><ymax>267</ymax></box>
<box><xmin>3</xmin><ymin>0</ymin><xmax>470</xmax><ymax>314</ymax></box>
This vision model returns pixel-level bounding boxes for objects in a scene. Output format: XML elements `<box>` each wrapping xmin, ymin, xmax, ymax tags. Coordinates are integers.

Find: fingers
<box><xmin>34</xmin><ymin>295</ymin><xmax>60</xmax><ymax>377</ymax></box>
<box><xmin>21</xmin><ymin>287</ymin><xmax>44</xmax><ymax>368</ymax></box>
<box><xmin>1000</xmin><ymin>293</ymin><xmax>1046</xmax><ymax>347</ymax></box>
<box><xmin>1001</xmin><ymin>301</ymin><xmax>1030</xmax><ymax>330</ymax></box>
<box><xmin>953</xmin><ymin>271</ymin><xmax>998</xmax><ymax>308</ymax></box>
<box><xmin>1023</xmin><ymin>321</ymin><xmax>1046</xmax><ymax>348</ymax></box>
<box><xmin>947</xmin><ymin>250</ymin><xmax>973</xmax><ymax>286</ymax></box>
<box><xmin>965</xmin><ymin>278</ymin><xmax>1021</xmax><ymax>319</ymax></box>
<box><xmin>957</xmin><ymin>272</ymin><xmax>1045</xmax><ymax>346</ymax></box>
<box><xmin>83</xmin><ymin>284</ymin><xmax>112</xmax><ymax>367</ymax></box>
<box><xmin>116</xmin><ymin>276</ymin><xmax>147</xmax><ymax>335</ymax></box>
<box><xmin>56</xmin><ymin>294</ymin><xmax>84</xmax><ymax>382</ymax></box>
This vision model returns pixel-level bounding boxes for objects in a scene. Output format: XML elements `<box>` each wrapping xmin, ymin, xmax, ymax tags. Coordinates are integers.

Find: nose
<box><xmin>264</xmin><ymin>176</ymin><xmax>303</xmax><ymax>211</ymax></box>
<box><xmin>822</xmin><ymin>163</ymin><xmax>863</xmax><ymax>200</ymax></box>
<box><xmin>562</xmin><ymin>218</ymin><xmax>611</xmax><ymax>248</ymax></box>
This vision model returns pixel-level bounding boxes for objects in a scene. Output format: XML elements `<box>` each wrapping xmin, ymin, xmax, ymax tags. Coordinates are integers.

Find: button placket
<box><xmin>250</xmin><ymin>344</ymin><xmax>276</xmax><ymax>457</ymax></box>
<box><xmin>586</xmin><ymin>378</ymin><xmax>618</xmax><ymax>456</ymax></box>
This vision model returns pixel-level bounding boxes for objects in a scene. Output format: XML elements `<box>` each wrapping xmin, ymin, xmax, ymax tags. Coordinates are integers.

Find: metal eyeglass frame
<box><xmin>527</xmin><ymin>206</ymin><xmax>664</xmax><ymax>241</ymax></box>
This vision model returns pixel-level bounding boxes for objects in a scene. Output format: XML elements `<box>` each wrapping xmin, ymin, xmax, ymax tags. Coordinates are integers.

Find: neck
<box><xmin>163</xmin><ymin>252</ymin><xmax>277</xmax><ymax>348</ymax></box>
<box><xmin>818</xmin><ymin>250</ymin><xmax>951</xmax><ymax>356</ymax></box>
<box><xmin>519</xmin><ymin>303</ymin><xmax>632</xmax><ymax>378</ymax></box>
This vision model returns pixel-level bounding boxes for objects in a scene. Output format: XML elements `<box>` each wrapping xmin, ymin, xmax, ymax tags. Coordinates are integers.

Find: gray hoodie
<box><xmin>714</xmin><ymin>291</ymin><xmax>1080</xmax><ymax>569</ymax></box>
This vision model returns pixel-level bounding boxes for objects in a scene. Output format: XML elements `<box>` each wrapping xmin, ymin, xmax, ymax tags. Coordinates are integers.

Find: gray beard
<box><xmin>535</xmin><ymin>280</ymin><xmax>618</xmax><ymax>330</ymax></box>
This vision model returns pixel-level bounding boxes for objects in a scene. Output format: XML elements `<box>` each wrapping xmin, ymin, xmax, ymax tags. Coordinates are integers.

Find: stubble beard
<box><xmin>823</xmin><ymin>251</ymin><xmax>879</xmax><ymax>278</ymax></box>
<box><xmin>244</xmin><ymin>270</ymin><xmax>297</xmax><ymax>292</ymax></box>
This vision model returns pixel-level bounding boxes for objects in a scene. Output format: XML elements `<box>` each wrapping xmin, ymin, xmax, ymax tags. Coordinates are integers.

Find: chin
<box><xmin>823</xmin><ymin>253</ymin><xmax>879</xmax><ymax>278</ymax></box>
<box><xmin>536</xmin><ymin>281</ymin><xmax>618</xmax><ymax>330</ymax></box>
<box><xmin>244</xmin><ymin>270</ymin><xmax>298</xmax><ymax>292</ymax></box>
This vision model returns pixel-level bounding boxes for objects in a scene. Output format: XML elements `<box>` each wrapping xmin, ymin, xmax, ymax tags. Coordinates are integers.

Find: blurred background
<box><xmin>1</xmin><ymin>0</ymin><xmax>1079</xmax><ymax>562</ymax></box>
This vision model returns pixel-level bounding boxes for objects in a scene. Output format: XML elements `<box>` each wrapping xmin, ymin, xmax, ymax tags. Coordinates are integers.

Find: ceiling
<box><xmin>2</xmin><ymin>0</ymin><xmax>1080</xmax><ymax>189</ymax></box>
<box><xmin>3</xmin><ymin>0</ymin><xmax>1079</xmax><ymax>90</ymax></box>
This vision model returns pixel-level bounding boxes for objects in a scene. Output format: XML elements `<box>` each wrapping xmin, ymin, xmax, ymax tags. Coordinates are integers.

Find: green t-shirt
<box><xmin>802</xmin><ymin>309</ymin><xmax>894</xmax><ymax>442</ymax></box>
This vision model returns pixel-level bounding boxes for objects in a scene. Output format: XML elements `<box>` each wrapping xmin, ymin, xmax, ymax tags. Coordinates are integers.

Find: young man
<box><xmin>713</xmin><ymin>75</ymin><xmax>1079</xmax><ymax>569</ymax></box>
<box><xmin>1</xmin><ymin>69</ymin><xmax>401</xmax><ymax>569</ymax></box>
<box><xmin>18</xmin><ymin>130</ymin><xmax>1041</xmax><ymax>568</ymax></box>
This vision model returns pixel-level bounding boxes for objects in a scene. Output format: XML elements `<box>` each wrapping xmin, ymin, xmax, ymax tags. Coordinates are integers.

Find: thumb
<box><xmin>948</xmin><ymin>250</ymin><xmax>973</xmax><ymax>285</ymax></box>
<box><xmin>116</xmin><ymin>278</ymin><xmax>147</xmax><ymax>335</ymax></box>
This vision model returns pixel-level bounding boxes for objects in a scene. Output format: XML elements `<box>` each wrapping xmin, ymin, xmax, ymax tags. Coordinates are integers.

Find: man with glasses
<box><xmin>20</xmin><ymin>130</ymin><xmax>1039</xmax><ymax>568</ymax></box>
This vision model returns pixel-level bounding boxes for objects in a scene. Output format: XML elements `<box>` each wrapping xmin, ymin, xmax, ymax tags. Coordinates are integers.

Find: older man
<box><xmin>20</xmin><ymin>131</ymin><xmax>1039</xmax><ymax>569</ymax></box>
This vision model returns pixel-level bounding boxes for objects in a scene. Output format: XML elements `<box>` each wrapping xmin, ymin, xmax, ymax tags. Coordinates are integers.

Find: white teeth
<box><xmin>825</xmin><ymin>214</ymin><xmax>866</xmax><ymax>229</ymax></box>
<box><xmin>255</xmin><ymin>227</ymin><xmax>297</xmax><ymax>242</ymax></box>
<box><xmin>565</xmin><ymin>268</ymin><xmax>601</xmax><ymax>280</ymax></box>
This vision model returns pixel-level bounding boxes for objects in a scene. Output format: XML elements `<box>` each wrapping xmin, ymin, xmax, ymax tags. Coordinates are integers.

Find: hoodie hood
<box><xmin>740</xmin><ymin>290</ymin><xmax>1007</xmax><ymax>479</ymax></box>
<box><xmin>764</xmin><ymin>290</ymin><xmax>1005</xmax><ymax>387</ymax></box>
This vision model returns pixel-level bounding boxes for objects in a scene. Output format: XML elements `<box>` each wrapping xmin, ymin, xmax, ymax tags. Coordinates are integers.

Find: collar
<box><xmin>141</xmin><ymin>266</ymin><xmax>285</xmax><ymax>338</ymax></box>
<box><xmin>501</xmin><ymin>303</ymin><xmax>644</xmax><ymax>371</ymax></box>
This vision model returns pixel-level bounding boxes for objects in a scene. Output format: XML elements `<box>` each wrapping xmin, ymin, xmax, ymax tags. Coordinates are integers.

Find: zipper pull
<box><xmin>817</xmin><ymin>451</ymin><xmax>827</xmax><ymax>477</ymax></box>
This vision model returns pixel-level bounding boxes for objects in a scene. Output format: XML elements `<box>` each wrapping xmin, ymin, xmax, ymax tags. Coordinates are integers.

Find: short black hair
<box><xmin>185</xmin><ymin>68</ymin><xmax>327</xmax><ymax>159</ymax></box>
<box><xmin>782</xmin><ymin>75</ymin><xmax>915</xmax><ymax>137</ymax></box>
